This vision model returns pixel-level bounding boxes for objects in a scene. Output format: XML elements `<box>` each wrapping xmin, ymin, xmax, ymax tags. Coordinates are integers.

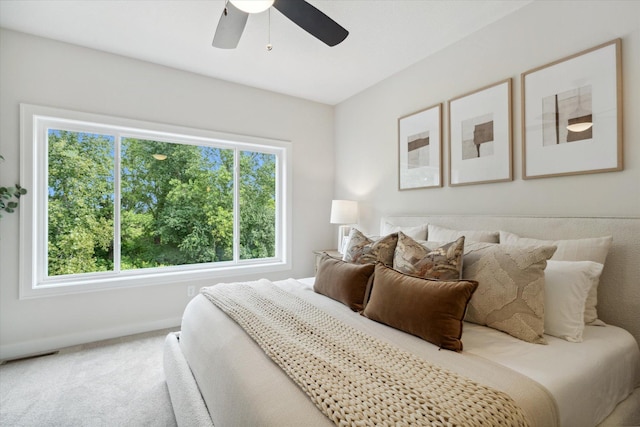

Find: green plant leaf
<box><xmin>0</xmin><ymin>157</ymin><xmax>27</xmax><ymax>219</ymax></box>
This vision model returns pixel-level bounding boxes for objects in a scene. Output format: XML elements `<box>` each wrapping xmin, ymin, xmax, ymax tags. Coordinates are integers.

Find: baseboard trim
<box><xmin>0</xmin><ymin>316</ymin><xmax>182</xmax><ymax>362</ymax></box>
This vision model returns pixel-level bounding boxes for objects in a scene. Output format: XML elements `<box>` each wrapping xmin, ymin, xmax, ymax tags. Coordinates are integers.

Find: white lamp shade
<box><xmin>330</xmin><ymin>200</ymin><xmax>358</xmax><ymax>224</ymax></box>
<box><xmin>230</xmin><ymin>0</ymin><xmax>274</xmax><ymax>13</ymax></box>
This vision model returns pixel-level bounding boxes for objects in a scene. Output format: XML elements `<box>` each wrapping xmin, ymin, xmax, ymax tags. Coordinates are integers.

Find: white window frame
<box><xmin>19</xmin><ymin>104</ymin><xmax>292</xmax><ymax>299</ymax></box>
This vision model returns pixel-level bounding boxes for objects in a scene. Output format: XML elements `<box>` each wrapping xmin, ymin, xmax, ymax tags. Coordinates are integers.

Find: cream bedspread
<box><xmin>181</xmin><ymin>278</ymin><xmax>559</xmax><ymax>427</ymax></box>
<box><xmin>202</xmin><ymin>280</ymin><xmax>530</xmax><ymax>426</ymax></box>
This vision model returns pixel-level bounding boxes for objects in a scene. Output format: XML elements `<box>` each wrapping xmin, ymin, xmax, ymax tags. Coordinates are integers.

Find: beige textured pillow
<box><xmin>428</xmin><ymin>224</ymin><xmax>499</xmax><ymax>243</ymax></box>
<box><xmin>499</xmin><ymin>231</ymin><xmax>612</xmax><ymax>325</ymax></box>
<box><xmin>463</xmin><ymin>243</ymin><xmax>557</xmax><ymax>344</ymax></box>
<box><xmin>342</xmin><ymin>229</ymin><xmax>398</xmax><ymax>266</ymax></box>
<box><xmin>393</xmin><ymin>232</ymin><xmax>465</xmax><ymax>280</ymax></box>
<box><xmin>363</xmin><ymin>264</ymin><xmax>478</xmax><ymax>352</ymax></box>
<box><xmin>314</xmin><ymin>254</ymin><xmax>375</xmax><ymax>311</ymax></box>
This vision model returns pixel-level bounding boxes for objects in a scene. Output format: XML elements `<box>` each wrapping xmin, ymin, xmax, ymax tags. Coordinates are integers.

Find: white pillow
<box><xmin>544</xmin><ymin>260</ymin><xmax>604</xmax><ymax>342</ymax></box>
<box><xmin>428</xmin><ymin>224</ymin><xmax>499</xmax><ymax>243</ymax></box>
<box><xmin>381</xmin><ymin>222</ymin><xmax>427</xmax><ymax>240</ymax></box>
<box><xmin>499</xmin><ymin>231</ymin><xmax>612</xmax><ymax>264</ymax></box>
<box><xmin>499</xmin><ymin>231</ymin><xmax>612</xmax><ymax>325</ymax></box>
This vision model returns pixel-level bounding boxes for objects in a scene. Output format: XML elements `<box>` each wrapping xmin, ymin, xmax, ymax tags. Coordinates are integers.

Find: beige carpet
<box><xmin>0</xmin><ymin>328</ymin><xmax>178</xmax><ymax>427</ymax></box>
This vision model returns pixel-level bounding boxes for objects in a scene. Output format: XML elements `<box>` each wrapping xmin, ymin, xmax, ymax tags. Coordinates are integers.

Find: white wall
<box><xmin>335</xmin><ymin>1</ymin><xmax>640</xmax><ymax>234</ymax></box>
<box><xmin>0</xmin><ymin>29</ymin><xmax>335</xmax><ymax>359</ymax></box>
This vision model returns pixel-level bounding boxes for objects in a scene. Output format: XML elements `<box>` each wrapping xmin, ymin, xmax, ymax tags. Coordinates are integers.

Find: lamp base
<box><xmin>337</xmin><ymin>225</ymin><xmax>352</xmax><ymax>254</ymax></box>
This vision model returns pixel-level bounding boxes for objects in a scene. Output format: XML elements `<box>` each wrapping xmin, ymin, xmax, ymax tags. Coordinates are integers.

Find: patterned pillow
<box><xmin>393</xmin><ymin>232</ymin><xmax>465</xmax><ymax>280</ymax></box>
<box><xmin>342</xmin><ymin>229</ymin><xmax>398</xmax><ymax>266</ymax></box>
<box><xmin>462</xmin><ymin>242</ymin><xmax>557</xmax><ymax>344</ymax></box>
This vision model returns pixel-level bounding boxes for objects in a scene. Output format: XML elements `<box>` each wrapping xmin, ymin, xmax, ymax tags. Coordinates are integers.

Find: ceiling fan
<box><xmin>212</xmin><ymin>0</ymin><xmax>349</xmax><ymax>49</ymax></box>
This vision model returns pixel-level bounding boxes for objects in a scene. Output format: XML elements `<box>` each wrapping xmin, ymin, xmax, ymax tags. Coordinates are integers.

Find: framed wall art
<box><xmin>522</xmin><ymin>38</ymin><xmax>622</xmax><ymax>179</ymax></box>
<box><xmin>448</xmin><ymin>79</ymin><xmax>512</xmax><ymax>186</ymax></box>
<box><xmin>398</xmin><ymin>103</ymin><xmax>442</xmax><ymax>190</ymax></box>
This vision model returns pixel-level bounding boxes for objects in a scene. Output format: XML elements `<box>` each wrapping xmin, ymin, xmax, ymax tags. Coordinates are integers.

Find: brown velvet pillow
<box><xmin>362</xmin><ymin>264</ymin><xmax>478</xmax><ymax>351</ymax></box>
<box><xmin>314</xmin><ymin>254</ymin><xmax>375</xmax><ymax>311</ymax></box>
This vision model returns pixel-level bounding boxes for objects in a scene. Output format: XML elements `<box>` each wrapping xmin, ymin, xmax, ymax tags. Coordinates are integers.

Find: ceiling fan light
<box><xmin>566</xmin><ymin>122</ymin><xmax>593</xmax><ymax>133</ymax></box>
<box><xmin>230</xmin><ymin>0</ymin><xmax>274</xmax><ymax>14</ymax></box>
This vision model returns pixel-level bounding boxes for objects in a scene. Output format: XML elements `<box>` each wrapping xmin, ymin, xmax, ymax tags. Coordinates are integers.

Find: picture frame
<box><xmin>398</xmin><ymin>103</ymin><xmax>442</xmax><ymax>190</ymax></box>
<box><xmin>448</xmin><ymin>78</ymin><xmax>512</xmax><ymax>186</ymax></box>
<box><xmin>521</xmin><ymin>39</ymin><xmax>622</xmax><ymax>179</ymax></box>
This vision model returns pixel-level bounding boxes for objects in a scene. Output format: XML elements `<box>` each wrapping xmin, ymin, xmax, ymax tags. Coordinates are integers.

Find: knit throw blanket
<box><xmin>201</xmin><ymin>280</ymin><xmax>530</xmax><ymax>427</ymax></box>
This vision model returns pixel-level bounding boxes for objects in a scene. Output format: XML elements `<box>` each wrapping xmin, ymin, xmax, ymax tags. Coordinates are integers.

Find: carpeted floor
<box><xmin>0</xmin><ymin>328</ymin><xmax>179</xmax><ymax>427</ymax></box>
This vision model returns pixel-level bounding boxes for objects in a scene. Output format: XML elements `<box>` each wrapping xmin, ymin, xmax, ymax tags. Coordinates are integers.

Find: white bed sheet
<box><xmin>463</xmin><ymin>321</ymin><xmax>640</xmax><ymax>426</ymax></box>
<box><xmin>298</xmin><ymin>277</ymin><xmax>640</xmax><ymax>427</ymax></box>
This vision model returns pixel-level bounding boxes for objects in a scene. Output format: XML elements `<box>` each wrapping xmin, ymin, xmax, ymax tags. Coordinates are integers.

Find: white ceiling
<box><xmin>0</xmin><ymin>0</ymin><xmax>532</xmax><ymax>105</ymax></box>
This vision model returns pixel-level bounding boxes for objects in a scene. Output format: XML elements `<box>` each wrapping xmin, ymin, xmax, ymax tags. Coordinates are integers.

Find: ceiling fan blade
<box><xmin>273</xmin><ymin>0</ymin><xmax>348</xmax><ymax>47</ymax></box>
<box><xmin>212</xmin><ymin>2</ymin><xmax>249</xmax><ymax>49</ymax></box>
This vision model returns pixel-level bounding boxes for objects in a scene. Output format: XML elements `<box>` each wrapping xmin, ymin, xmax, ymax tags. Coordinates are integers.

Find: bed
<box><xmin>164</xmin><ymin>215</ymin><xmax>640</xmax><ymax>426</ymax></box>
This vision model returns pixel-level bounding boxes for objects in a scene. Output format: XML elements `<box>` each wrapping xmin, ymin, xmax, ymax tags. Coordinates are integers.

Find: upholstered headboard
<box><xmin>380</xmin><ymin>215</ymin><xmax>640</xmax><ymax>347</ymax></box>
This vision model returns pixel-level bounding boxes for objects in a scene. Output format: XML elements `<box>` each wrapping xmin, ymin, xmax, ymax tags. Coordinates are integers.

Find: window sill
<box><xmin>20</xmin><ymin>260</ymin><xmax>291</xmax><ymax>299</ymax></box>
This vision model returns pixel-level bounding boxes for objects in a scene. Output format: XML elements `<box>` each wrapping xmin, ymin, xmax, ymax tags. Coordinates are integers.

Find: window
<box><xmin>20</xmin><ymin>104</ymin><xmax>291</xmax><ymax>298</ymax></box>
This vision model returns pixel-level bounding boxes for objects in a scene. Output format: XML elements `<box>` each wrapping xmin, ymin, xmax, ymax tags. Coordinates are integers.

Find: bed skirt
<box><xmin>163</xmin><ymin>332</ymin><xmax>214</xmax><ymax>427</ymax></box>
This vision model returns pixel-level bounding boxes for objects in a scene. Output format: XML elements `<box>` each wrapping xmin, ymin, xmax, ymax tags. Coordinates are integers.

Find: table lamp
<box><xmin>330</xmin><ymin>200</ymin><xmax>358</xmax><ymax>253</ymax></box>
